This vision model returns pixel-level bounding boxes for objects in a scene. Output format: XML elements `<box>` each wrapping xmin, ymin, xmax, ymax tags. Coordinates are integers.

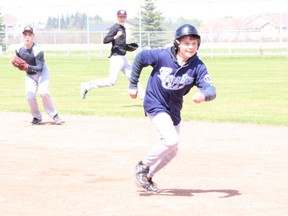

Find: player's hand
<box><xmin>192</xmin><ymin>92</ymin><xmax>205</xmax><ymax>103</ymax></box>
<box><xmin>129</xmin><ymin>88</ymin><xmax>138</xmax><ymax>99</ymax></box>
<box><xmin>114</xmin><ymin>31</ymin><xmax>122</xmax><ymax>40</ymax></box>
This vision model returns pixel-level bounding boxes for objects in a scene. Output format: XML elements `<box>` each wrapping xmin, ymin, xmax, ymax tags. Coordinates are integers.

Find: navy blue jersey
<box><xmin>130</xmin><ymin>46</ymin><xmax>216</xmax><ymax>125</ymax></box>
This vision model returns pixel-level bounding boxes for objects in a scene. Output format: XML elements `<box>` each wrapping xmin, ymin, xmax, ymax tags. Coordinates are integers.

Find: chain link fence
<box><xmin>3</xmin><ymin>29</ymin><xmax>288</xmax><ymax>58</ymax></box>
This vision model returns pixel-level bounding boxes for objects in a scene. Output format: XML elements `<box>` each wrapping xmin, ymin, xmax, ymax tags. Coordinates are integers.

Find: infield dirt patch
<box><xmin>0</xmin><ymin>112</ymin><xmax>287</xmax><ymax>216</ymax></box>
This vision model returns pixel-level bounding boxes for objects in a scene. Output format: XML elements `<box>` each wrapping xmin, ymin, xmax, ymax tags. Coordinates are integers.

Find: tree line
<box><xmin>46</xmin><ymin>12</ymin><xmax>103</xmax><ymax>30</ymax></box>
<box><xmin>0</xmin><ymin>0</ymin><xmax>200</xmax><ymax>49</ymax></box>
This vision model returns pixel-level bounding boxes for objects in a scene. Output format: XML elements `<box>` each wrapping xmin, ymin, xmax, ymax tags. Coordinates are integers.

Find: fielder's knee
<box><xmin>26</xmin><ymin>92</ymin><xmax>36</xmax><ymax>100</ymax></box>
<box><xmin>40</xmin><ymin>92</ymin><xmax>50</xmax><ymax>98</ymax></box>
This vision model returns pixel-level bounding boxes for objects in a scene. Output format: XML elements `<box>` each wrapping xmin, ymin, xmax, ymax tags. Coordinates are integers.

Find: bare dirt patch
<box><xmin>0</xmin><ymin>112</ymin><xmax>287</xmax><ymax>216</ymax></box>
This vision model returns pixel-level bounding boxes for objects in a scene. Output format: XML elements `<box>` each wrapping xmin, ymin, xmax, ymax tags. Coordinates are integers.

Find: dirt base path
<box><xmin>0</xmin><ymin>112</ymin><xmax>287</xmax><ymax>216</ymax></box>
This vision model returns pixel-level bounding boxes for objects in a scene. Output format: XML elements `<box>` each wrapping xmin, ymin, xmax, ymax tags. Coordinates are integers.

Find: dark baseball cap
<box><xmin>22</xmin><ymin>26</ymin><xmax>34</xmax><ymax>34</ymax></box>
<box><xmin>117</xmin><ymin>10</ymin><xmax>127</xmax><ymax>17</ymax></box>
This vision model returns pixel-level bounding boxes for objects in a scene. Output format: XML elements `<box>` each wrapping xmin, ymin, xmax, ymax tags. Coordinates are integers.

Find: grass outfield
<box><xmin>1</xmin><ymin>52</ymin><xmax>288</xmax><ymax>126</ymax></box>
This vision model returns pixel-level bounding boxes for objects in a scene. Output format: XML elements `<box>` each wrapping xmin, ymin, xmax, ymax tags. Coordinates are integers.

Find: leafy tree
<box><xmin>0</xmin><ymin>9</ymin><xmax>6</xmax><ymax>51</ymax></box>
<box><xmin>131</xmin><ymin>0</ymin><xmax>167</xmax><ymax>48</ymax></box>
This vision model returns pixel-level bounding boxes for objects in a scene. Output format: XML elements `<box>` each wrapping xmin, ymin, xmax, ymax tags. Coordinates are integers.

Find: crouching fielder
<box><xmin>128</xmin><ymin>24</ymin><xmax>216</xmax><ymax>192</ymax></box>
<box><xmin>13</xmin><ymin>26</ymin><xmax>64</xmax><ymax>125</ymax></box>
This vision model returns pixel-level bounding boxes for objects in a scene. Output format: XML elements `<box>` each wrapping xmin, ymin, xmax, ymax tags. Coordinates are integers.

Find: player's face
<box><xmin>22</xmin><ymin>32</ymin><xmax>34</xmax><ymax>48</ymax></box>
<box><xmin>117</xmin><ymin>15</ymin><xmax>127</xmax><ymax>25</ymax></box>
<box><xmin>178</xmin><ymin>35</ymin><xmax>199</xmax><ymax>60</ymax></box>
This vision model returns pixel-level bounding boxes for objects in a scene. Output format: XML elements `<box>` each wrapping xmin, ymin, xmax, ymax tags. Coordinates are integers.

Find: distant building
<box><xmin>200</xmin><ymin>13</ymin><xmax>288</xmax><ymax>42</ymax></box>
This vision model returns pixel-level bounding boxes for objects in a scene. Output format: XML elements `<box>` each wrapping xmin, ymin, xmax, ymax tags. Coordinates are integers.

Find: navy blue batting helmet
<box><xmin>174</xmin><ymin>24</ymin><xmax>201</xmax><ymax>49</ymax></box>
<box><xmin>174</xmin><ymin>24</ymin><xmax>200</xmax><ymax>40</ymax></box>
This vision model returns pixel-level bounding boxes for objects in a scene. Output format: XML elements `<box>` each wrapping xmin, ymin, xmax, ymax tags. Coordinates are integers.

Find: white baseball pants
<box><xmin>25</xmin><ymin>64</ymin><xmax>58</xmax><ymax>120</ymax></box>
<box><xmin>85</xmin><ymin>55</ymin><xmax>145</xmax><ymax>100</ymax></box>
<box><xmin>144</xmin><ymin>112</ymin><xmax>181</xmax><ymax>178</ymax></box>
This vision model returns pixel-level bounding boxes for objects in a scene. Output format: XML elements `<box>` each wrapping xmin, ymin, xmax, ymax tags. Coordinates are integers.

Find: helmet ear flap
<box><xmin>174</xmin><ymin>39</ymin><xmax>180</xmax><ymax>50</ymax></box>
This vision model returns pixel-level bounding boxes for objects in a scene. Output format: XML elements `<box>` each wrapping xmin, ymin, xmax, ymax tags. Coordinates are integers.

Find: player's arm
<box><xmin>103</xmin><ymin>25</ymin><xmax>118</xmax><ymax>44</ymax></box>
<box><xmin>129</xmin><ymin>49</ymin><xmax>159</xmax><ymax>98</ymax></box>
<box><xmin>193</xmin><ymin>64</ymin><xmax>216</xmax><ymax>103</ymax></box>
<box><xmin>199</xmin><ymin>84</ymin><xmax>216</xmax><ymax>101</ymax></box>
<box><xmin>130</xmin><ymin>53</ymin><xmax>143</xmax><ymax>88</ymax></box>
<box><xmin>26</xmin><ymin>51</ymin><xmax>45</xmax><ymax>73</ymax></box>
<box><xmin>129</xmin><ymin>53</ymin><xmax>145</xmax><ymax>98</ymax></box>
<box><xmin>129</xmin><ymin>49</ymin><xmax>159</xmax><ymax>89</ymax></box>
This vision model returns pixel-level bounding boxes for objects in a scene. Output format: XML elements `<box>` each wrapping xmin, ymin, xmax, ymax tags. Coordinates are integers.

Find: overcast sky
<box><xmin>1</xmin><ymin>0</ymin><xmax>287</xmax><ymax>24</ymax></box>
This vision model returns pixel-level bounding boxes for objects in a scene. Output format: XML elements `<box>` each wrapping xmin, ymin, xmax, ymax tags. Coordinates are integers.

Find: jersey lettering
<box><xmin>158</xmin><ymin>67</ymin><xmax>194</xmax><ymax>90</ymax></box>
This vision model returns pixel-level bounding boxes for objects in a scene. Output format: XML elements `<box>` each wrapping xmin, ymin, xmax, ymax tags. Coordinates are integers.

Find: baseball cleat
<box><xmin>135</xmin><ymin>161</ymin><xmax>149</xmax><ymax>187</ymax></box>
<box><xmin>80</xmin><ymin>83</ymin><xmax>88</xmax><ymax>99</ymax></box>
<box><xmin>135</xmin><ymin>161</ymin><xmax>160</xmax><ymax>193</ymax></box>
<box><xmin>31</xmin><ymin>117</ymin><xmax>42</xmax><ymax>125</ymax></box>
<box><xmin>53</xmin><ymin>114</ymin><xmax>65</xmax><ymax>124</ymax></box>
<box><xmin>145</xmin><ymin>178</ymin><xmax>159</xmax><ymax>193</ymax></box>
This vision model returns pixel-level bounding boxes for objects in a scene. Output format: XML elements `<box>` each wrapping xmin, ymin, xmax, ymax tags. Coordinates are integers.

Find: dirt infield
<box><xmin>0</xmin><ymin>112</ymin><xmax>287</xmax><ymax>216</ymax></box>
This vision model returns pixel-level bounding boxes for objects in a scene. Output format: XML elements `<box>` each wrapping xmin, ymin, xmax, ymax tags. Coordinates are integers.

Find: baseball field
<box><xmin>0</xmin><ymin>54</ymin><xmax>288</xmax><ymax>215</ymax></box>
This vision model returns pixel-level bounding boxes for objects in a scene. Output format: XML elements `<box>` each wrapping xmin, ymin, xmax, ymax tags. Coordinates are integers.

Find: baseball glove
<box><xmin>126</xmin><ymin>43</ymin><xmax>139</xmax><ymax>52</ymax></box>
<box><xmin>11</xmin><ymin>55</ymin><xmax>28</xmax><ymax>71</ymax></box>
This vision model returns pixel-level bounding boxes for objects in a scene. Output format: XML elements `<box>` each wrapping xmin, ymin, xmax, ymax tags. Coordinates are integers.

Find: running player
<box><xmin>129</xmin><ymin>24</ymin><xmax>216</xmax><ymax>192</ymax></box>
<box><xmin>80</xmin><ymin>9</ymin><xmax>145</xmax><ymax>100</ymax></box>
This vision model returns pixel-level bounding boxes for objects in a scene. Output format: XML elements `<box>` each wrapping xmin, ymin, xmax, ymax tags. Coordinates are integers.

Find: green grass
<box><xmin>1</xmin><ymin>52</ymin><xmax>288</xmax><ymax>126</ymax></box>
